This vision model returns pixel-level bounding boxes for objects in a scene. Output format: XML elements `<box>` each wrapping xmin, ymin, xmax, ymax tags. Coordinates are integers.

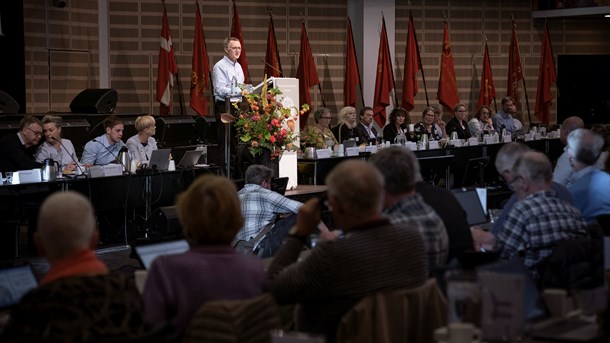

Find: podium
<box><xmin>252</xmin><ymin>77</ymin><xmax>300</xmax><ymax>190</ymax></box>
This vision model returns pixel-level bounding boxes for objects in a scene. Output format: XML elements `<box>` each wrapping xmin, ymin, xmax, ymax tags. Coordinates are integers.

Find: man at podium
<box><xmin>212</xmin><ymin>37</ymin><xmax>245</xmax><ymax>176</ymax></box>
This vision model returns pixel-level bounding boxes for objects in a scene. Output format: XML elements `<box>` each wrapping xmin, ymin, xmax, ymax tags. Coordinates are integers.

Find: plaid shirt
<box><xmin>497</xmin><ymin>191</ymin><xmax>587</xmax><ymax>279</ymax></box>
<box><xmin>236</xmin><ymin>184</ymin><xmax>302</xmax><ymax>242</ymax></box>
<box><xmin>382</xmin><ymin>193</ymin><xmax>449</xmax><ymax>271</ymax></box>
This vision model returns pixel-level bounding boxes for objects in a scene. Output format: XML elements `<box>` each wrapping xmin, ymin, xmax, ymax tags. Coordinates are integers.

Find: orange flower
<box><xmin>270</xmin><ymin>136</ymin><xmax>276</xmax><ymax>143</ymax></box>
<box><xmin>252</xmin><ymin>140</ymin><xmax>259</xmax><ymax>147</ymax></box>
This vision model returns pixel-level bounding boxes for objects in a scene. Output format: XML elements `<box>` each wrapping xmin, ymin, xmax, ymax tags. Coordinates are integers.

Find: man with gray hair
<box><xmin>567</xmin><ymin>128</ymin><xmax>610</xmax><ymax>222</ymax></box>
<box><xmin>553</xmin><ymin>116</ymin><xmax>584</xmax><ymax>186</ymax></box>
<box><xmin>369</xmin><ymin>146</ymin><xmax>448</xmax><ymax>272</ymax></box>
<box><xmin>268</xmin><ymin>160</ymin><xmax>428</xmax><ymax>341</ymax></box>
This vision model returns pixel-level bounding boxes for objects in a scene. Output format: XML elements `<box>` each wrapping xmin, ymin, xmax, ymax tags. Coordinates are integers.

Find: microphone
<box><xmin>260</xmin><ymin>58</ymin><xmax>283</xmax><ymax>77</ymax></box>
<box><xmin>92</xmin><ymin>139</ymin><xmax>127</xmax><ymax>172</ymax></box>
<box><xmin>51</xmin><ymin>137</ymin><xmax>86</xmax><ymax>177</ymax></box>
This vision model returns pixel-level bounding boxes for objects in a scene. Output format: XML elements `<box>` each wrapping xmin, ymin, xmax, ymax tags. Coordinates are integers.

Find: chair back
<box><xmin>336</xmin><ymin>278</ymin><xmax>447</xmax><ymax>343</ymax></box>
<box><xmin>183</xmin><ymin>293</ymin><xmax>281</xmax><ymax>343</ymax></box>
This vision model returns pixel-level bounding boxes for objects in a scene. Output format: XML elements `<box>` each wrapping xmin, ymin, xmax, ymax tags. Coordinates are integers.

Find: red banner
<box><xmin>296</xmin><ymin>22</ymin><xmax>320</xmax><ymax>129</ymax></box>
<box><xmin>372</xmin><ymin>17</ymin><xmax>395</xmax><ymax>127</ymax></box>
<box><xmin>535</xmin><ymin>22</ymin><xmax>557</xmax><ymax>125</ymax></box>
<box><xmin>230</xmin><ymin>1</ymin><xmax>249</xmax><ymax>83</ymax></box>
<box><xmin>507</xmin><ymin>18</ymin><xmax>524</xmax><ymax>108</ymax></box>
<box><xmin>344</xmin><ymin>17</ymin><xmax>361</xmax><ymax>108</ymax></box>
<box><xmin>477</xmin><ymin>43</ymin><xmax>496</xmax><ymax>109</ymax></box>
<box><xmin>189</xmin><ymin>2</ymin><xmax>210</xmax><ymax>116</ymax></box>
<box><xmin>156</xmin><ymin>5</ymin><xmax>177</xmax><ymax>115</ymax></box>
<box><xmin>264</xmin><ymin>14</ymin><xmax>282</xmax><ymax>78</ymax></box>
<box><xmin>437</xmin><ymin>21</ymin><xmax>459</xmax><ymax>112</ymax></box>
<box><xmin>401</xmin><ymin>12</ymin><xmax>421</xmax><ymax>111</ymax></box>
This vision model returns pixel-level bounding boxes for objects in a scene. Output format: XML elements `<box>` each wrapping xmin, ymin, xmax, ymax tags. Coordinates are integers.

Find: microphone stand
<box><xmin>51</xmin><ymin>137</ymin><xmax>87</xmax><ymax>177</ymax></box>
<box><xmin>260</xmin><ymin>58</ymin><xmax>283</xmax><ymax>77</ymax></box>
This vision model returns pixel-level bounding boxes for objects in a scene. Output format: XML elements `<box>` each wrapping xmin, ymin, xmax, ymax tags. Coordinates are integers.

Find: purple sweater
<box><xmin>142</xmin><ymin>245</ymin><xmax>267</xmax><ymax>335</ymax></box>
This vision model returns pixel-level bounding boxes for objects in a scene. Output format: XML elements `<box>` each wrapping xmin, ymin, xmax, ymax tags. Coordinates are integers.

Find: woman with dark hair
<box><xmin>445</xmin><ymin>103</ymin><xmax>472</xmax><ymax>140</ymax></box>
<box><xmin>382</xmin><ymin>107</ymin><xmax>408</xmax><ymax>144</ymax></box>
<box><xmin>414</xmin><ymin>107</ymin><xmax>446</xmax><ymax>141</ymax></box>
<box><xmin>468</xmin><ymin>105</ymin><xmax>494</xmax><ymax>135</ymax></box>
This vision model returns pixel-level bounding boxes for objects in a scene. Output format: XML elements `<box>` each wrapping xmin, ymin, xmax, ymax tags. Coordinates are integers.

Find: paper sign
<box><xmin>365</xmin><ymin>145</ymin><xmax>378</xmax><ymax>153</ymax></box>
<box><xmin>502</xmin><ymin>135</ymin><xmax>512</xmax><ymax>143</ymax></box>
<box><xmin>315</xmin><ymin>149</ymin><xmax>331</xmax><ymax>159</ymax></box>
<box><xmin>428</xmin><ymin>141</ymin><xmax>440</xmax><ymax>149</ymax></box>
<box><xmin>345</xmin><ymin>147</ymin><xmax>359</xmax><ymax>156</ymax></box>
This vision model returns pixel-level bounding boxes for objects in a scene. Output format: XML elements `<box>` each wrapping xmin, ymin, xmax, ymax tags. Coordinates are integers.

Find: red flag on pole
<box><xmin>507</xmin><ymin>18</ymin><xmax>524</xmax><ymax>108</ymax></box>
<box><xmin>437</xmin><ymin>21</ymin><xmax>460</xmax><ymax>112</ymax></box>
<box><xmin>373</xmin><ymin>17</ymin><xmax>395</xmax><ymax>127</ymax></box>
<box><xmin>156</xmin><ymin>5</ymin><xmax>177</xmax><ymax>115</ymax></box>
<box><xmin>264</xmin><ymin>14</ymin><xmax>283</xmax><ymax>78</ymax></box>
<box><xmin>401</xmin><ymin>12</ymin><xmax>421</xmax><ymax>111</ymax></box>
<box><xmin>230</xmin><ymin>1</ymin><xmax>249</xmax><ymax>83</ymax></box>
<box><xmin>535</xmin><ymin>22</ymin><xmax>557</xmax><ymax>125</ymax></box>
<box><xmin>344</xmin><ymin>17</ymin><xmax>361</xmax><ymax>108</ymax></box>
<box><xmin>296</xmin><ymin>22</ymin><xmax>320</xmax><ymax>129</ymax></box>
<box><xmin>477</xmin><ymin>43</ymin><xmax>496</xmax><ymax>108</ymax></box>
<box><xmin>189</xmin><ymin>1</ymin><xmax>210</xmax><ymax>116</ymax></box>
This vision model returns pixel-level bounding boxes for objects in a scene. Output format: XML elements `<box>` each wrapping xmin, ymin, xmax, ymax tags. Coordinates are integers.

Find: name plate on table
<box><xmin>345</xmin><ymin>147</ymin><xmax>360</xmax><ymax>156</ymax></box>
<box><xmin>315</xmin><ymin>149</ymin><xmax>332</xmax><ymax>159</ymax></box>
<box><xmin>450</xmin><ymin>139</ymin><xmax>462</xmax><ymax>147</ymax></box>
<box><xmin>502</xmin><ymin>135</ymin><xmax>512</xmax><ymax>143</ymax></box>
<box><xmin>11</xmin><ymin>169</ymin><xmax>42</xmax><ymax>184</ymax></box>
<box><xmin>524</xmin><ymin>133</ymin><xmax>533</xmax><ymax>141</ymax></box>
<box><xmin>484</xmin><ymin>136</ymin><xmax>495</xmax><ymax>144</ymax></box>
<box><xmin>428</xmin><ymin>141</ymin><xmax>440</xmax><ymax>149</ymax></box>
<box><xmin>405</xmin><ymin>142</ymin><xmax>417</xmax><ymax>151</ymax></box>
<box><xmin>467</xmin><ymin>137</ymin><xmax>479</xmax><ymax>146</ymax></box>
<box><xmin>365</xmin><ymin>145</ymin><xmax>378</xmax><ymax>153</ymax></box>
<box><xmin>89</xmin><ymin>164</ymin><xmax>123</xmax><ymax>178</ymax></box>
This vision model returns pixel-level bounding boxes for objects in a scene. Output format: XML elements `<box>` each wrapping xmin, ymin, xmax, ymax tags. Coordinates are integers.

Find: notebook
<box><xmin>133</xmin><ymin>239</ymin><xmax>190</xmax><ymax>270</ymax></box>
<box><xmin>176</xmin><ymin>150</ymin><xmax>203</xmax><ymax>169</ymax></box>
<box><xmin>452</xmin><ymin>188</ymin><xmax>489</xmax><ymax>226</ymax></box>
<box><xmin>148</xmin><ymin>149</ymin><xmax>171</xmax><ymax>171</ymax></box>
<box><xmin>0</xmin><ymin>265</ymin><xmax>38</xmax><ymax>309</ymax></box>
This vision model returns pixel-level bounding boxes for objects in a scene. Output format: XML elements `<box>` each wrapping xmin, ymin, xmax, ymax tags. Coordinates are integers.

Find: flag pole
<box><xmin>348</xmin><ymin>17</ymin><xmax>366</xmax><ymax>108</ymax></box>
<box><xmin>514</xmin><ymin>17</ymin><xmax>533</xmax><ymax>125</ymax></box>
<box><xmin>382</xmin><ymin>15</ymin><xmax>399</xmax><ymax>109</ymax></box>
<box><xmin>411</xmin><ymin>10</ymin><xmax>429</xmax><ymax>107</ymax></box>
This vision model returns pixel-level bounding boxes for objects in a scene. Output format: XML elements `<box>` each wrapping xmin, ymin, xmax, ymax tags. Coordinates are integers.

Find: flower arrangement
<box><xmin>300</xmin><ymin>126</ymin><xmax>326</xmax><ymax>149</ymax></box>
<box><xmin>234</xmin><ymin>79</ymin><xmax>308</xmax><ymax>159</ymax></box>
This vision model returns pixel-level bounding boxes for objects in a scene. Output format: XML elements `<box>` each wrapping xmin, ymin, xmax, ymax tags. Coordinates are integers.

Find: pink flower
<box><xmin>271</xmin><ymin>119</ymin><xmax>279</xmax><ymax>127</ymax></box>
<box><xmin>270</xmin><ymin>136</ymin><xmax>276</xmax><ymax>143</ymax></box>
<box><xmin>252</xmin><ymin>141</ymin><xmax>259</xmax><ymax>147</ymax></box>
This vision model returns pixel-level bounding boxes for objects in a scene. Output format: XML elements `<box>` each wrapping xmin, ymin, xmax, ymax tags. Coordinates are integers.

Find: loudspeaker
<box><xmin>0</xmin><ymin>90</ymin><xmax>20</xmax><ymax>114</ymax></box>
<box><xmin>70</xmin><ymin>88</ymin><xmax>118</xmax><ymax>114</ymax></box>
<box><xmin>147</xmin><ymin>206</ymin><xmax>182</xmax><ymax>238</ymax></box>
<box><xmin>156</xmin><ymin>116</ymin><xmax>197</xmax><ymax>148</ymax></box>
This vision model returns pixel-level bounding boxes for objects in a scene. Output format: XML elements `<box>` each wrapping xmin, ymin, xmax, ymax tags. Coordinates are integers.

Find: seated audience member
<box><xmin>143</xmin><ymin>175</ymin><xmax>266</xmax><ymax>338</ymax></box>
<box><xmin>382</xmin><ymin>107</ymin><xmax>408</xmax><ymax>144</ymax></box>
<box><xmin>467</xmin><ymin>105</ymin><xmax>494</xmax><ymax>135</ymax></box>
<box><xmin>445</xmin><ymin>103</ymin><xmax>472</xmax><ymax>140</ymax></box>
<box><xmin>81</xmin><ymin>115</ymin><xmax>126</xmax><ymax>166</ymax></box>
<box><xmin>472</xmin><ymin>152</ymin><xmax>587</xmax><ymax>280</ymax></box>
<box><xmin>369</xmin><ymin>146</ymin><xmax>448</xmax><ymax>272</ymax></box>
<box><xmin>2</xmin><ymin>191</ymin><xmax>149</xmax><ymax>341</ymax></box>
<box><xmin>591</xmin><ymin>123</ymin><xmax>610</xmax><ymax>171</ymax></box>
<box><xmin>234</xmin><ymin>164</ymin><xmax>302</xmax><ymax>248</ymax></box>
<box><xmin>552</xmin><ymin>116</ymin><xmax>584</xmax><ymax>186</ymax></box>
<box><xmin>126</xmin><ymin>114</ymin><xmax>158</xmax><ymax>165</ymax></box>
<box><xmin>492</xmin><ymin>96</ymin><xmax>516</xmax><ymax>134</ymax></box>
<box><xmin>331</xmin><ymin>106</ymin><xmax>359</xmax><ymax>144</ymax></box>
<box><xmin>302</xmin><ymin>107</ymin><xmax>338</xmax><ymax>149</ymax></box>
<box><xmin>268</xmin><ymin>160</ymin><xmax>428</xmax><ymax>341</ymax></box>
<box><xmin>35</xmin><ymin>115</ymin><xmax>78</xmax><ymax>174</ymax></box>
<box><xmin>0</xmin><ymin>116</ymin><xmax>43</xmax><ymax>173</ymax></box>
<box><xmin>354</xmin><ymin>106</ymin><xmax>378</xmax><ymax>144</ymax></box>
<box><xmin>414</xmin><ymin>106</ymin><xmax>446</xmax><ymax>141</ymax></box>
<box><xmin>566</xmin><ymin>128</ymin><xmax>610</xmax><ymax>222</ymax></box>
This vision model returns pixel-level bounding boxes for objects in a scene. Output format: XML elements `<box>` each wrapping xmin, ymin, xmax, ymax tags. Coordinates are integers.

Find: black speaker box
<box><xmin>156</xmin><ymin>116</ymin><xmax>197</xmax><ymax>148</ymax></box>
<box><xmin>0</xmin><ymin>90</ymin><xmax>20</xmax><ymax>114</ymax></box>
<box><xmin>148</xmin><ymin>206</ymin><xmax>182</xmax><ymax>238</ymax></box>
<box><xmin>70</xmin><ymin>88</ymin><xmax>118</xmax><ymax>114</ymax></box>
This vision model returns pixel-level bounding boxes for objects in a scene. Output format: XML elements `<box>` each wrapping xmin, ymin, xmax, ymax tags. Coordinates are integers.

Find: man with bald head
<box><xmin>3</xmin><ymin>191</ymin><xmax>148</xmax><ymax>341</ymax></box>
<box><xmin>553</xmin><ymin>116</ymin><xmax>584</xmax><ymax>186</ymax></box>
<box><xmin>268</xmin><ymin>160</ymin><xmax>428</xmax><ymax>341</ymax></box>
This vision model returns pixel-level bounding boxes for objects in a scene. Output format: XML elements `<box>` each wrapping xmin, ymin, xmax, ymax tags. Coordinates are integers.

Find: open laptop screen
<box><xmin>133</xmin><ymin>239</ymin><xmax>190</xmax><ymax>269</ymax></box>
<box><xmin>0</xmin><ymin>265</ymin><xmax>38</xmax><ymax>309</ymax></box>
<box><xmin>452</xmin><ymin>188</ymin><xmax>488</xmax><ymax>226</ymax></box>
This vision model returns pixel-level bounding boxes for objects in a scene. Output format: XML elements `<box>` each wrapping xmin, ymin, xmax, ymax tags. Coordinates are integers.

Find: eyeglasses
<box><xmin>228</xmin><ymin>47</ymin><xmax>241</xmax><ymax>50</ymax></box>
<box><xmin>26</xmin><ymin>126</ymin><xmax>42</xmax><ymax>137</ymax></box>
<box><xmin>320</xmin><ymin>116</ymin><xmax>332</xmax><ymax>120</ymax></box>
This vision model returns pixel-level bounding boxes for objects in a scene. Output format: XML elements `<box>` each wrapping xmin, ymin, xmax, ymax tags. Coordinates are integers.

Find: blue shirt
<box><xmin>212</xmin><ymin>56</ymin><xmax>244</xmax><ymax>102</ymax></box>
<box><xmin>568</xmin><ymin>167</ymin><xmax>610</xmax><ymax>223</ymax></box>
<box><xmin>492</xmin><ymin>111</ymin><xmax>516</xmax><ymax>134</ymax></box>
<box><xmin>81</xmin><ymin>134</ymin><xmax>125</xmax><ymax>166</ymax></box>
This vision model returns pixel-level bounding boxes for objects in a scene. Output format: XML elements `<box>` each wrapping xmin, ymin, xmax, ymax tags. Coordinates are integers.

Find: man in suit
<box><xmin>354</xmin><ymin>106</ymin><xmax>378</xmax><ymax>145</ymax></box>
<box><xmin>0</xmin><ymin>116</ymin><xmax>44</xmax><ymax>173</ymax></box>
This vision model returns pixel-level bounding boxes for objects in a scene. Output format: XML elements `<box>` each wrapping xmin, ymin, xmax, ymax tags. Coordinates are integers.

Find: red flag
<box><xmin>264</xmin><ymin>14</ymin><xmax>282</xmax><ymax>78</ymax></box>
<box><xmin>296</xmin><ymin>22</ymin><xmax>320</xmax><ymax>129</ymax></box>
<box><xmin>230</xmin><ymin>1</ymin><xmax>249</xmax><ymax>83</ymax></box>
<box><xmin>477</xmin><ymin>43</ymin><xmax>496</xmax><ymax>108</ymax></box>
<box><xmin>189</xmin><ymin>1</ymin><xmax>211</xmax><ymax>116</ymax></box>
<box><xmin>535</xmin><ymin>22</ymin><xmax>557</xmax><ymax>125</ymax></box>
<box><xmin>156</xmin><ymin>5</ymin><xmax>177</xmax><ymax>115</ymax></box>
<box><xmin>401</xmin><ymin>12</ymin><xmax>421</xmax><ymax>111</ymax></box>
<box><xmin>437</xmin><ymin>21</ymin><xmax>460</xmax><ymax>112</ymax></box>
<box><xmin>507</xmin><ymin>18</ymin><xmax>524</xmax><ymax>108</ymax></box>
<box><xmin>344</xmin><ymin>17</ymin><xmax>361</xmax><ymax>108</ymax></box>
<box><xmin>373</xmin><ymin>17</ymin><xmax>395</xmax><ymax>127</ymax></box>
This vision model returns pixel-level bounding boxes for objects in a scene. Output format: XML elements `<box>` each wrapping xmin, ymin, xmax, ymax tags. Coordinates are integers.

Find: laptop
<box><xmin>148</xmin><ymin>148</ymin><xmax>171</xmax><ymax>171</ymax></box>
<box><xmin>133</xmin><ymin>239</ymin><xmax>190</xmax><ymax>270</ymax></box>
<box><xmin>452</xmin><ymin>188</ymin><xmax>488</xmax><ymax>226</ymax></box>
<box><xmin>0</xmin><ymin>265</ymin><xmax>38</xmax><ymax>309</ymax></box>
<box><xmin>176</xmin><ymin>150</ymin><xmax>203</xmax><ymax>169</ymax></box>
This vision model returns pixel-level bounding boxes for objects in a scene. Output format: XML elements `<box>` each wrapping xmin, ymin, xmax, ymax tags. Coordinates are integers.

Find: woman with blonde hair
<box><xmin>35</xmin><ymin>115</ymin><xmax>78</xmax><ymax>173</ymax></box>
<box><xmin>331</xmin><ymin>106</ymin><xmax>358</xmax><ymax>143</ymax></box>
<box><xmin>142</xmin><ymin>175</ymin><xmax>266</xmax><ymax>338</ymax></box>
<box><xmin>126</xmin><ymin>115</ymin><xmax>157</xmax><ymax>164</ymax></box>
